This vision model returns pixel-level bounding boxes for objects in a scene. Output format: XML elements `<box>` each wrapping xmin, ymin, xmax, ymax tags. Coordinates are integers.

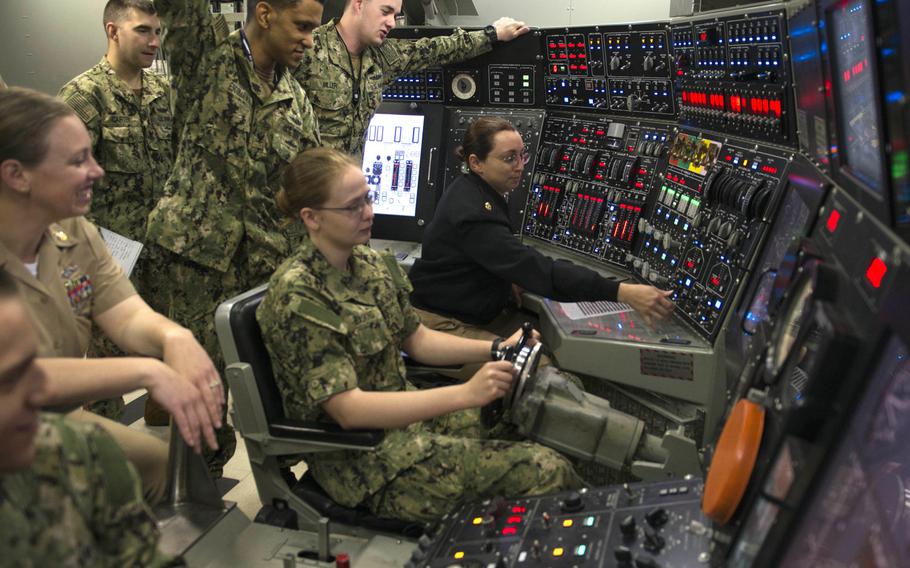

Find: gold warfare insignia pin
<box><xmin>484</xmin><ymin>202</ymin><xmax>493</xmax><ymax>212</ymax></box>
<box><xmin>55</xmin><ymin>231</ymin><xmax>68</xmax><ymax>242</ymax></box>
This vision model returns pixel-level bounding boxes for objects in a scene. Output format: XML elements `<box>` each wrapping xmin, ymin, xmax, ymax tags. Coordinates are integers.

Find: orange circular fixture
<box><xmin>702</xmin><ymin>398</ymin><xmax>765</xmax><ymax>524</ymax></box>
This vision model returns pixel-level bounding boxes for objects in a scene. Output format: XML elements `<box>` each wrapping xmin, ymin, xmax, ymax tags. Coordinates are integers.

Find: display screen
<box><xmin>778</xmin><ymin>335</ymin><xmax>910</xmax><ymax>566</ymax></box>
<box><xmin>830</xmin><ymin>0</ymin><xmax>885</xmax><ymax>195</ymax></box>
<box><xmin>361</xmin><ymin>113</ymin><xmax>425</xmax><ymax>218</ymax></box>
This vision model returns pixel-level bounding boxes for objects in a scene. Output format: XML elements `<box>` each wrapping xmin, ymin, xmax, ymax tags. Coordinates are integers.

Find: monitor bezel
<box><xmin>366</xmin><ymin>102</ymin><xmax>445</xmax><ymax>244</ymax></box>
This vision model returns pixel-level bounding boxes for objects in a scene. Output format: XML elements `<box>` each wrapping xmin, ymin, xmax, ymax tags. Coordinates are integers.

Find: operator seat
<box><xmin>215</xmin><ymin>285</ymin><xmax>421</xmax><ymax>534</ymax></box>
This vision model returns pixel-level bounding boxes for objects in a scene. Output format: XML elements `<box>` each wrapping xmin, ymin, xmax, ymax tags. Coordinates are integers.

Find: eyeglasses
<box><xmin>314</xmin><ymin>193</ymin><xmax>374</xmax><ymax>217</ymax></box>
<box><xmin>498</xmin><ymin>150</ymin><xmax>531</xmax><ymax>166</ymax></box>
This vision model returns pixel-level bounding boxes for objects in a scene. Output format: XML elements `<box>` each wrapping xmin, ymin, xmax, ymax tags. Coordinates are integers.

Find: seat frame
<box><xmin>215</xmin><ymin>284</ymin><xmax>383</xmax><ymax>530</ymax></box>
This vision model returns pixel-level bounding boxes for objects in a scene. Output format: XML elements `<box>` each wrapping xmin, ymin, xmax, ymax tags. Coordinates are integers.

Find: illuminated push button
<box><xmin>472</xmin><ymin>517</ymin><xmax>483</xmax><ymax>525</ymax></box>
<box><xmin>575</xmin><ymin>544</ymin><xmax>588</xmax><ymax>557</ymax></box>
<box><xmin>553</xmin><ymin>547</ymin><xmax>565</xmax><ymax>557</ymax></box>
<box><xmin>453</xmin><ymin>551</ymin><xmax>465</xmax><ymax>559</ymax></box>
<box><xmin>562</xmin><ymin>519</ymin><xmax>574</xmax><ymax>528</ymax></box>
<box><xmin>584</xmin><ymin>516</ymin><xmax>596</xmax><ymax>527</ymax></box>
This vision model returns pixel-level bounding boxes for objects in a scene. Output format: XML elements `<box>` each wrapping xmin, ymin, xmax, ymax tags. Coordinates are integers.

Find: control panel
<box><xmin>544</xmin><ymin>26</ymin><xmax>676</xmax><ymax>117</ymax></box>
<box><xmin>635</xmin><ymin>130</ymin><xmax>791</xmax><ymax>339</ymax></box>
<box><xmin>382</xmin><ymin>69</ymin><xmax>444</xmax><ymax>102</ymax></box>
<box><xmin>411</xmin><ymin>478</ymin><xmax>713</xmax><ymax>568</ymax></box>
<box><xmin>523</xmin><ymin>112</ymin><xmax>672</xmax><ymax>269</ymax></box>
<box><xmin>671</xmin><ymin>9</ymin><xmax>794</xmax><ymax>144</ymax></box>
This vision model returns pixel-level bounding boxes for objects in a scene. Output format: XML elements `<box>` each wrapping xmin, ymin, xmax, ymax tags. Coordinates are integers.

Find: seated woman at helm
<box><xmin>0</xmin><ymin>87</ymin><xmax>224</xmax><ymax>505</ymax></box>
<box><xmin>257</xmin><ymin>147</ymin><xmax>582</xmax><ymax>523</ymax></box>
<box><xmin>408</xmin><ymin>117</ymin><xmax>675</xmax><ymax>343</ymax></box>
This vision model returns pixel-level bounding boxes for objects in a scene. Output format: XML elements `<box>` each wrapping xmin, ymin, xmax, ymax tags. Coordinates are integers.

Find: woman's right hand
<box><xmin>463</xmin><ymin>360</ymin><xmax>517</xmax><ymax>407</ymax></box>
<box><xmin>142</xmin><ymin>360</ymin><xmax>218</xmax><ymax>453</ymax></box>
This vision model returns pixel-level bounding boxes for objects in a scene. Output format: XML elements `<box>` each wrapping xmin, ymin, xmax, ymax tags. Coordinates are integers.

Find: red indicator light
<box><xmin>512</xmin><ymin>506</ymin><xmax>527</xmax><ymax>514</ymax></box>
<box><xmin>826</xmin><ymin>209</ymin><xmax>841</xmax><ymax>233</ymax></box>
<box><xmin>502</xmin><ymin>527</ymin><xmax>518</xmax><ymax>536</ymax></box>
<box><xmin>866</xmin><ymin>258</ymin><xmax>887</xmax><ymax>289</ymax></box>
<box><xmin>628</xmin><ymin>146</ymin><xmax>635</xmax><ymax>152</ymax></box>
<box><xmin>725</xmin><ymin>155</ymin><xmax>733</xmax><ymax>161</ymax></box>
<box><xmin>761</xmin><ymin>165</ymin><xmax>778</xmax><ymax>174</ymax></box>
<box><xmin>770</xmin><ymin>100</ymin><xmax>782</xmax><ymax>118</ymax></box>
<box><xmin>549</xmin><ymin>43</ymin><xmax>557</xmax><ymax>49</ymax></box>
<box><xmin>568</xmin><ymin>43</ymin><xmax>576</xmax><ymax>48</ymax></box>
<box><xmin>507</xmin><ymin>516</ymin><xmax>523</xmax><ymax>524</ymax></box>
<box><xmin>711</xmin><ymin>276</ymin><xmax>721</xmax><ymax>286</ymax></box>
<box><xmin>699</xmin><ymin>32</ymin><xmax>707</xmax><ymax>41</ymax></box>
<box><xmin>687</xmin><ymin>260</ymin><xmax>695</xmax><ymax>269</ymax></box>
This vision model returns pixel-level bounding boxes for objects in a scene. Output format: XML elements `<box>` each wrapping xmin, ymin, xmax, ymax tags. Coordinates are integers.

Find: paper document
<box><xmin>561</xmin><ymin>300</ymin><xmax>633</xmax><ymax>321</ymax></box>
<box><xmin>99</xmin><ymin>227</ymin><xmax>144</xmax><ymax>278</ymax></box>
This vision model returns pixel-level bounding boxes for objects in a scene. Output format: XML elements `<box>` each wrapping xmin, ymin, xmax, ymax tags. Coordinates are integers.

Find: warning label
<box><xmin>640</xmin><ymin>349</ymin><xmax>695</xmax><ymax>381</ymax></box>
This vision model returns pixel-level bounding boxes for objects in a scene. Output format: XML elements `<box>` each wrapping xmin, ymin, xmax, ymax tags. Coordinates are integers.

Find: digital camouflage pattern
<box><xmin>144</xmin><ymin>0</ymin><xmax>323</xmax><ymax>474</ymax></box>
<box><xmin>59</xmin><ymin>58</ymin><xmax>175</xmax><ymax>418</ymax></box>
<box><xmin>59</xmin><ymin>58</ymin><xmax>174</xmax><ymax>258</ymax></box>
<box><xmin>257</xmin><ymin>235</ymin><xmax>580</xmax><ymax>522</ymax></box>
<box><xmin>0</xmin><ymin>415</ymin><xmax>178</xmax><ymax>567</ymax></box>
<box><xmin>295</xmin><ymin>20</ymin><xmax>491</xmax><ymax>156</ymax></box>
<box><xmin>147</xmin><ymin>0</ymin><xmax>320</xmax><ymax>277</ymax></box>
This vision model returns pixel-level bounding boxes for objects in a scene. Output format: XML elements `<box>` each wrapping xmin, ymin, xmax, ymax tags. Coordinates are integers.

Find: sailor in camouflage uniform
<box><xmin>257</xmin><ymin>148</ymin><xmax>581</xmax><ymax>523</ymax></box>
<box><xmin>296</xmin><ymin>0</ymin><xmax>529</xmax><ymax>156</ymax></box>
<box><xmin>58</xmin><ymin>0</ymin><xmax>174</xmax><ymax>421</ymax></box>
<box><xmin>145</xmin><ymin>0</ymin><xmax>325</xmax><ymax>475</ymax></box>
<box><xmin>0</xmin><ymin>269</ymin><xmax>177</xmax><ymax>567</ymax></box>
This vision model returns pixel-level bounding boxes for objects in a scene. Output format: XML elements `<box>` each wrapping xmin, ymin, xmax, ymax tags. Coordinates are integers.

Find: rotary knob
<box><xmin>561</xmin><ymin>491</ymin><xmax>584</xmax><ymax>512</ymax></box>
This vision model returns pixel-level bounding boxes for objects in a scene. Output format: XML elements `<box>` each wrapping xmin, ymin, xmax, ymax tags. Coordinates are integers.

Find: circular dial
<box><xmin>451</xmin><ymin>73</ymin><xmax>477</xmax><ymax>100</ymax></box>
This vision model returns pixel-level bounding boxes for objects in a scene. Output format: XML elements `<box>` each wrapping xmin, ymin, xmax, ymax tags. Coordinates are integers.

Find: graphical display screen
<box><xmin>830</xmin><ymin>0</ymin><xmax>884</xmax><ymax>195</ymax></box>
<box><xmin>361</xmin><ymin>113</ymin><xmax>425</xmax><ymax>218</ymax></box>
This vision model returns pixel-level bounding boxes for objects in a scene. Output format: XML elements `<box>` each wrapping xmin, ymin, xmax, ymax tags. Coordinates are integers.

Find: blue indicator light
<box><xmin>715</xmin><ymin>300</ymin><xmax>723</xmax><ymax>309</ymax></box>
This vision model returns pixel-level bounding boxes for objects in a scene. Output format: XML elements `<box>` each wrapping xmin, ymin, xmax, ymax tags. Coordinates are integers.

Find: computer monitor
<box><xmin>364</xmin><ymin>102</ymin><xmax>444</xmax><ymax>243</ymax></box>
<box><xmin>824</xmin><ymin>0</ymin><xmax>889</xmax><ymax>208</ymax></box>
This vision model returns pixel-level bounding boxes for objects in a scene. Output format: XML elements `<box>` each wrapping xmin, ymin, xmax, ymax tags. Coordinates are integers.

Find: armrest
<box><xmin>268</xmin><ymin>419</ymin><xmax>384</xmax><ymax>448</ymax></box>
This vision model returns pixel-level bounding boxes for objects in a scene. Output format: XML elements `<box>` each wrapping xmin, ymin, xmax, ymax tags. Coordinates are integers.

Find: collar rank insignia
<box><xmin>484</xmin><ymin>202</ymin><xmax>493</xmax><ymax>212</ymax></box>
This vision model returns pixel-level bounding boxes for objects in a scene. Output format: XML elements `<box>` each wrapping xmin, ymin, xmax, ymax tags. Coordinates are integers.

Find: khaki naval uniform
<box><xmin>0</xmin><ymin>217</ymin><xmax>168</xmax><ymax>504</ymax></box>
<box><xmin>296</xmin><ymin>20</ymin><xmax>491</xmax><ymax>156</ymax></box>
<box><xmin>257</xmin><ymin>234</ymin><xmax>580</xmax><ymax>523</ymax></box>
<box><xmin>0</xmin><ymin>415</ymin><xmax>178</xmax><ymax>567</ymax></box>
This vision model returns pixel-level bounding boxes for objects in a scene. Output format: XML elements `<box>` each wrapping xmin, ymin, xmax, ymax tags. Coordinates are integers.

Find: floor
<box><xmin>123</xmin><ymin>389</ymin><xmax>306</xmax><ymax>521</ymax></box>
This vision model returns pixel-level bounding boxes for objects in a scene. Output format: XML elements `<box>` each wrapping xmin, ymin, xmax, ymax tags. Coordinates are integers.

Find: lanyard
<box><xmin>239</xmin><ymin>29</ymin><xmax>280</xmax><ymax>89</ymax></box>
<box><xmin>334</xmin><ymin>27</ymin><xmax>361</xmax><ymax>104</ymax></box>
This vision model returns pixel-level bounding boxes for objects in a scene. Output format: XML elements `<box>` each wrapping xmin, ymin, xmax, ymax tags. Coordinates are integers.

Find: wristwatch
<box><xmin>483</xmin><ymin>24</ymin><xmax>500</xmax><ymax>45</ymax></box>
<box><xmin>491</xmin><ymin>337</ymin><xmax>505</xmax><ymax>360</ymax></box>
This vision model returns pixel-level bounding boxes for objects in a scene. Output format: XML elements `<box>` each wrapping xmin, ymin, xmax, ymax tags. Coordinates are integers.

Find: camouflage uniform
<box><xmin>257</xmin><ymin>235</ymin><xmax>581</xmax><ymax>523</ymax></box>
<box><xmin>145</xmin><ymin>0</ymin><xmax>322</xmax><ymax>474</ymax></box>
<box><xmin>295</xmin><ymin>20</ymin><xmax>491</xmax><ymax>156</ymax></box>
<box><xmin>0</xmin><ymin>415</ymin><xmax>178</xmax><ymax>567</ymax></box>
<box><xmin>59</xmin><ymin>58</ymin><xmax>174</xmax><ymax>420</ymax></box>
